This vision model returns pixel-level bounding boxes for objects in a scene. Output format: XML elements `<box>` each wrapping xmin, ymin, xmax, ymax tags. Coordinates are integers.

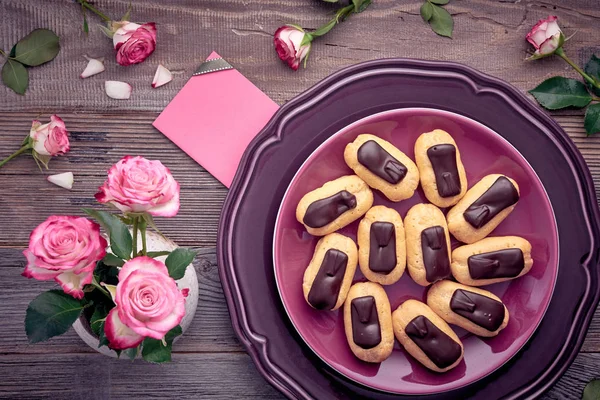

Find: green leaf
<box><xmin>429</xmin><ymin>4</ymin><xmax>454</xmax><ymax>38</ymax></box>
<box><xmin>1</xmin><ymin>59</ymin><xmax>28</xmax><ymax>95</ymax></box>
<box><xmin>90</xmin><ymin>304</ymin><xmax>109</xmax><ymax>336</ymax></box>
<box><xmin>584</xmin><ymin>54</ymin><xmax>600</xmax><ymax>96</ymax></box>
<box><xmin>94</xmin><ymin>261</ymin><xmax>120</xmax><ymax>286</ymax></box>
<box><xmin>97</xmin><ymin>321</ymin><xmax>110</xmax><ymax>348</ymax></box>
<box><xmin>83</xmin><ymin>12</ymin><xmax>89</xmax><ymax>35</ymax></box>
<box><xmin>165</xmin><ymin>248</ymin><xmax>196</xmax><ymax>280</ymax></box>
<box><xmin>123</xmin><ymin>346</ymin><xmax>138</xmax><ymax>360</ymax></box>
<box><xmin>352</xmin><ymin>0</ymin><xmax>372</xmax><ymax>13</ymax></box>
<box><xmin>83</xmin><ymin>209</ymin><xmax>133</xmax><ymax>260</ymax></box>
<box><xmin>429</xmin><ymin>0</ymin><xmax>449</xmax><ymax>4</ymax></box>
<box><xmin>102</xmin><ymin>253</ymin><xmax>124</xmax><ymax>267</ymax></box>
<box><xmin>529</xmin><ymin>77</ymin><xmax>593</xmax><ymax>110</ymax></box>
<box><xmin>583</xmin><ymin>379</ymin><xmax>600</xmax><ymax>400</ymax></box>
<box><xmin>420</xmin><ymin>1</ymin><xmax>433</xmax><ymax>21</ymax></box>
<box><xmin>584</xmin><ymin>103</ymin><xmax>600</xmax><ymax>136</ymax></box>
<box><xmin>14</xmin><ymin>29</ymin><xmax>60</xmax><ymax>67</ymax></box>
<box><xmin>25</xmin><ymin>290</ymin><xmax>85</xmax><ymax>343</ymax></box>
<box><xmin>141</xmin><ymin>325</ymin><xmax>182</xmax><ymax>363</ymax></box>
<box><xmin>146</xmin><ymin>251</ymin><xmax>171</xmax><ymax>258</ymax></box>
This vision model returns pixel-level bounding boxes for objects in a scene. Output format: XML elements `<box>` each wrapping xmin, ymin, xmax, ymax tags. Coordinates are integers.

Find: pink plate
<box><xmin>273</xmin><ymin>108</ymin><xmax>559</xmax><ymax>395</ymax></box>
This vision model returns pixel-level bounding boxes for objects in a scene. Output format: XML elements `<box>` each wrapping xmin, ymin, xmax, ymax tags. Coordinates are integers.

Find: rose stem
<box><xmin>91</xmin><ymin>277</ymin><xmax>112</xmax><ymax>301</ymax></box>
<box><xmin>555</xmin><ymin>48</ymin><xmax>600</xmax><ymax>89</ymax></box>
<box><xmin>0</xmin><ymin>145</ymin><xmax>30</xmax><ymax>168</ymax></box>
<box><xmin>140</xmin><ymin>217</ymin><xmax>147</xmax><ymax>256</ymax></box>
<box><xmin>308</xmin><ymin>4</ymin><xmax>357</xmax><ymax>39</ymax></box>
<box><xmin>76</xmin><ymin>0</ymin><xmax>111</xmax><ymax>22</ymax></box>
<box><xmin>132</xmin><ymin>216</ymin><xmax>139</xmax><ymax>257</ymax></box>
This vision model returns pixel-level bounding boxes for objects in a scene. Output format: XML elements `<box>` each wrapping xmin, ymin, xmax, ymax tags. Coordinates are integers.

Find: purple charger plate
<box><xmin>273</xmin><ymin>108</ymin><xmax>559</xmax><ymax>395</ymax></box>
<box><xmin>217</xmin><ymin>58</ymin><xmax>600</xmax><ymax>399</ymax></box>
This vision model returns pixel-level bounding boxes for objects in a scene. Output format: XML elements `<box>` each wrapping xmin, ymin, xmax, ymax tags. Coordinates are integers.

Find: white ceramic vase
<box><xmin>72</xmin><ymin>231</ymin><xmax>199</xmax><ymax>358</ymax></box>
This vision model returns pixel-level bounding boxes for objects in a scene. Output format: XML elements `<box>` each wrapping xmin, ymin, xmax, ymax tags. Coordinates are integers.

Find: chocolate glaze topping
<box><xmin>357</xmin><ymin>140</ymin><xmax>407</xmax><ymax>184</ymax></box>
<box><xmin>351</xmin><ymin>296</ymin><xmax>382</xmax><ymax>349</ymax></box>
<box><xmin>307</xmin><ymin>249</ymin><xmax>348</xmax><ymax>310</ymax></box>
<box><xmin>421</xmin><ymin>226</ymin><xmax>451</xmax><ymax>283</ymax></box>
<box><xmin>405</xmin><ymin>315</ymin><xmax>462</xmax><ymax>369</ymax></box>
<box><xmin>468</xmin><ymin>248</ymin><xmax>525</xmax><ymax>280</ymax></box>
<box><xmin>369</xmin><ymin>222</ymin><xmax>397</xmax><ymax>274</ymax></box>
<box><xmin>426</xmin><ymin>144</ymin><xmax>461</xmax><ymax>198</ymax></box>
<box><xmin>450</xmin><ymin>289</ymin><xmax>506</xmax><ymax>331</ymax></box>
<box><xmin>303</xmin><ymin>190</ymin><xmax>357</xmax><ymax>228</ymax></box>
<box><xmin>463</xmin><ymin>176</ymin><xmax>519</xmax><ymax>229</ymax></box>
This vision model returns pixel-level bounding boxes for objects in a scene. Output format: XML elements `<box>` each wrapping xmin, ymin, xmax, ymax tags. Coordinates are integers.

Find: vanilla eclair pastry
<box><xmin>404</xmin><ymin>203</ymin><xmax>453</xmax><ymax>286</ymax></box>
<box><xmin>344</xmin><ymin>134</ymin><xmax>419</xmax><ymax>202</ymax></box>
<box><xmin>357</xmin><ymin>206</ymin><xmax>407</xmax><ymax>285</ymax></box>
<box><xmin>392</xmin><ymin>299</ymin><xmax>464</xmax><ymax>372</ymax></box>
<box><xmin>343</xmin><ymin>282</ymin><xmax>394</xmax><ymax>363</ymax></box>
<box><xmin>427</xmin><ymin>280</ymin><xmax>509</xmax><ymax>337</ymax></box>
<box><xmin>451</xmin><ymin>236</ymin><xmax>533</xmax><ymax>286</ymax></box>
<box><xmin>414</xmin><ymin>129</ymin><xmax>468</xmax><ymax>208</ymax></box>
<box><xmin>447</xmin><ymin>174</ymin><xmax>520</xmax><ymax>244</ymax></box>
<box><xmin>296</xmin><ymin>175</ymin><xmax>374</xmax><ymax>236</ymax></box>
<box><xmin>302</xmin><ymin>233</ymin><xmax>358</xmax><ymax>311</ymax></box>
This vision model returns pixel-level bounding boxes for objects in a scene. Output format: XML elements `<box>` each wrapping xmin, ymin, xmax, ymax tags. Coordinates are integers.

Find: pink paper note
<box><xmin>153</xmin><ymin>52</ymin><xmax>279</xmax><ymax>187</ymax></box>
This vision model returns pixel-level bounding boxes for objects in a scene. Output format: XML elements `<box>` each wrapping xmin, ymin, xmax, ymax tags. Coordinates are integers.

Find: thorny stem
<box><xmin>555</xmin><ymin>48</ymin><xmax>600</xmax><ymax>89</ymax></box>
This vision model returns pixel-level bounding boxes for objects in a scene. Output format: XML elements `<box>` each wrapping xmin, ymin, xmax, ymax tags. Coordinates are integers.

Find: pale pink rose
<box><xmin>22</xmin><ymin>216</ymin><xmax>107</xmax><ymax>299</ymax></box>
<box><xmin>113</xmin><ymin>22</ymin><xmax>157</xmax><ymax>66</ymax></box>
<box><xmin>526</xmin><ymin>16</ymin><xmax>564</xmax><ymax>59</ymax></box>
<box><xmin>274</xmin><ymin>25</ymin><xmax>311</xmax><ymax>71</ymax></box>
<box><xmin>29</xmin><ymin>115</ymin><xmax>70</xmax><ymax>156</ymax></box>
<box><xmin>105</xmin><ymin>257</ymin><xmax>186</xmax><ymax>349</ymax></box>
<box><xmin>95</xmin><ymin>156</ymin><xmax>180</xmax><ymax>217</ymax></box>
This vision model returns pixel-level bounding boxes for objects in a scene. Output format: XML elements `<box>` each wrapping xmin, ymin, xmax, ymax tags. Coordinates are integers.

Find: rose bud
<box><xmin>113</xmin><ymin>22</ymin><xmax>157</xmax><ymax>66</ymax></box>
<box><xmin>274</xmin><ymin>25</ymin><xmax>312</xmax><ymax>71</ymax></box>
<box><xmin>29</xmin><ymin>115</ymin><xmax>70</xmax><ymax>157</ymax></box>
<box><xmin>95</xmin><ymin>156</ymin><xmax>180</xmax><ymax>217</ymax></box>
<box><xmin>22</xmin><ymin>216</ymin><xmax>107</xmax><ymax>299</ymax></box>
<box><xmin>105</xmin><ymin>256</ymin><xmax>186</xmax><ymax>349</ymax></box>
<box><xmin>526</xmin><ymin>16</ymin><xmax>564</xmax><ymax>60</ymax></box>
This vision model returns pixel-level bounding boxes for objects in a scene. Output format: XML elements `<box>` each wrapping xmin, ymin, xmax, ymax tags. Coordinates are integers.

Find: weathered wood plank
<box><xmin>0</xmin><ymin>248</ymin><xmax>242</xmax><ymax>354</ymax></box>
<box><xmin>0</xmin><ymin>0</ymin><xmax>598</xmax><ymax>111</ymax></box>
<box><xmin>0</xmin><ymin>353</ymin><xmax>282</xmax><ymax>399</ymax></box>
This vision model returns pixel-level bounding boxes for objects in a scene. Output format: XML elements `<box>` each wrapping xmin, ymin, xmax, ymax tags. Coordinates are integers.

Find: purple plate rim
<box><xmin>271</xmin><ymin>107</ymin><xmax>560</xmax><ymax>395</ymax></box>
<box><xmin>217</xmin><ymin>58</ymin><xmax>600</xmax><ymax>400</ymax></box>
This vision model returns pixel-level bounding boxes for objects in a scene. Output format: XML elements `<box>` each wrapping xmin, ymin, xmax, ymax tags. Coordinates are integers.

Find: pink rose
<box><xmin>105</xmin><ymin>257</ymin><xmax>186</xmax><ymax>349</ymax></box>
<box><xmin>526</xmin><ymin>16</ymin><xmax>564</xmax><ymax>59</ymax></box>
<box><xmin>113</xmin><ymin>22</ymin><xmax>157</xmax><ymax>66</ymax></box>
<box><xmin>29</xmin><ymin>115</ymin><xmax>70</xmax><ymax>157</ymax></box>
<box><xmin>274</xmin><ymin>25</ymin><xmax>311</xmax><ymax>71</ymax></box>
<box><xmin>23</xmin><ymin>216</ymin><xmax>107</xmax><ymax>299</ymax></box>
<box><xmin>95</xmin><ymin>156</ymin><xmax>180</xmax><ymax>217</ymax></box>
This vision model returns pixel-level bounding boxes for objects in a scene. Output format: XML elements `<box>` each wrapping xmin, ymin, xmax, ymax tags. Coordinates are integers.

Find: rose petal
<box><xmin>118</xmin><ymin>256</ymin><xmax>170</xmax><ymax>285</ymax></box>
<box><xmin>80</xmin><ymin>57</ymin><xmax>105</xmax><ymax>78</ymax></box>
<box><xmin>47</xmin><ymin>172</ymin><xmax>74</xmax><ymax>190</ymax></box>
<box><xmin>54</xmin><ymin>269</ymin><xmax>93</xmax><ymax>300</ymax></box>
<box><xmin>152</xmin><ymin>64</ymin><xmax>173</xmax><ymax>88</ymax></box>
<box><xmin>104</xmin><ymin>307</ymin><xmax>144</xmax><ymax>350</ymax></box>
<box><xmin>105</xmin><ymin>81</ymin><xmax>132</xmax><ymax>100</ymax></box>
<box><xmin>22</xmin><ymin>250</ymin><xmax>60</xmax><ymax>280</ymax></box>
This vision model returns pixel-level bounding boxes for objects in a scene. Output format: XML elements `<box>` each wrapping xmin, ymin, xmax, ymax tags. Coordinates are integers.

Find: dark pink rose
<box><xmin>95</xmin><ymin>156</ymin><xmax>180</xmax><ymax>217</ymax></box>
<box><xmin>29</xmin><ymin>115</ymin><xmax>70</xmax><ymax>157</ymax></box>
<box><xmin>113</xmin><ymin>22</ymin><xmax>157</xmax><ymax>66</ymax></box>
<box><xmin>526</xmin><ymin>16</ymin><xmax>564</xmax><ymax>59</ymax></box>
<box><xmin>274</xmin><ymin>25</ymin><xmax>311</xmax><ymax>71</ymax></box>
<box><xmin>23</xmin><ymin>216</ymin><xmax>107</xmax><ymax>299</ymax></box>
<box><xmin>105</xmin><ymin>256</ymin><xmax>186</xmax><ymax>349</ymax></box>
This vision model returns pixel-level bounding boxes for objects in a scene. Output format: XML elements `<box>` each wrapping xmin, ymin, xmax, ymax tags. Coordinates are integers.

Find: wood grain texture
<box><xmin>1</xmin><ymin>0</ymin><xmax>600</xmax><ymax>398</ymax></box>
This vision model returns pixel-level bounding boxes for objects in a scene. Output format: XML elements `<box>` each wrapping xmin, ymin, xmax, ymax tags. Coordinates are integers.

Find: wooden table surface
<box><xmin>1</xmin><ymin>1</ymin><xmax>599</xmax><ymax>399</ymax></box>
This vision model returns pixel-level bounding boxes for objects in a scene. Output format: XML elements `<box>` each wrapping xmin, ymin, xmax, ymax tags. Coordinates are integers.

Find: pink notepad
<box><xmin>153</xmin><ymin>52</ymin><xmax>279</xmax><ymax>187</ymax></box>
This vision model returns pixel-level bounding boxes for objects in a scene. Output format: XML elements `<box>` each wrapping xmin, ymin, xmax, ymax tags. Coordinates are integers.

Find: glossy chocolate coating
<box><xmin>405</xmin><ymin>315</ymin><xmax>462</xmax><ymax>369</ymax></box>
<box><xmin>369</xmin><ymin>222</ymin><xmax>396</xmax><ymax>274</ymax></box>
<box><xmin>426</xmin><ymin>144</ymin><xmax>461</xmax><ymax>197</ymax></box>
<box><xmin>357</xmin><ymin>140</ymin><xmax>407</xmax><ymax>184</ymax></box>
<box><xmin>450</xmin><ymin>289</ymin><xmax>506</xmax><ymax>331</ymax></box>
<box><xmin>463</xmin><ymin>176</ymin><xmax>519</xmax><ymax>229</ymax></box>
<box><xmin>303</xmin><ymin>190</ymin><xmax>357</xmax><ymax>228</ymax></box>
<box><xmin>351</xmin><ymin>296</ymin><xmax>381</xmax><ymax>349</ymax></box>
<box><xmin>468</xmin><ymin>248</ymin><xmax>525</xmax><ymax>279</ymax></box>
<box><xmin>421</xmin><ymin>226</ymin><xmax>451</xmax><ymax>282</ymax></box>
<box><xmin>307</xmin><ymin>249</ymin><xmax>348</xmax><ymax>310</ymax></box>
